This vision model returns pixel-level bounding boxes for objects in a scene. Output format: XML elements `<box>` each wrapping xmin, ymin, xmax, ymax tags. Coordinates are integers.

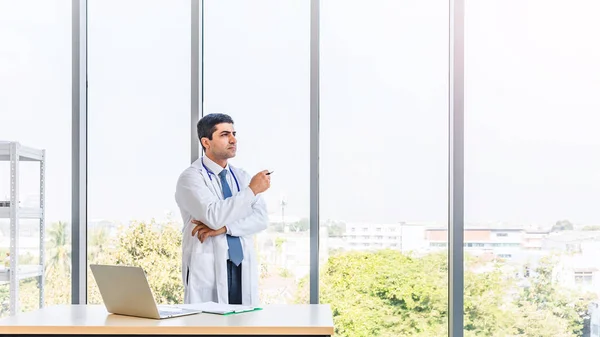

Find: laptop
<box><xmin>90</xmin><ymin>264</ymin><xmax>201</xmax><ymax>319</ymax></box>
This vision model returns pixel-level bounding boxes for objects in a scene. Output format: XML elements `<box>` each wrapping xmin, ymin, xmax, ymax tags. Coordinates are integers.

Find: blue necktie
<box><xmin>219</xmin><ymin>170</ymin><xmax>244</xmax><ymax>266</ymax></box>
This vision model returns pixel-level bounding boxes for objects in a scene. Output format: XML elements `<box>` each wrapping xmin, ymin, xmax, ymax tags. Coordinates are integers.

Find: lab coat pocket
<box><xmin>189</xmin><ymin>252</ymin><xmax>216</xmax><ymax>288</ymax></box>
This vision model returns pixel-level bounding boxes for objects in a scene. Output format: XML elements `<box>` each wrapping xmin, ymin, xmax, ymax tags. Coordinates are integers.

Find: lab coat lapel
<box><xmin>191</xmin><ymin>158</ymin><xmax>222</xmax><ymax>199</ymax></box>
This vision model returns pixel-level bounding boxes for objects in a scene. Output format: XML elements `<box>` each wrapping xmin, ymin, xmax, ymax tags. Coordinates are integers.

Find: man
<box><xmin>175</xmin><ymin>113</ymin><xmax>270</xmax><ymax>306</ymax></box>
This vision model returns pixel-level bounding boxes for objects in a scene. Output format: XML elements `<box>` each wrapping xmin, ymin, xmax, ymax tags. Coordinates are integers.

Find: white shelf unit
<box><xmin>0</xmin><ymin>141</ymin><xmax>45</xmax><ymax>316</ymax></box>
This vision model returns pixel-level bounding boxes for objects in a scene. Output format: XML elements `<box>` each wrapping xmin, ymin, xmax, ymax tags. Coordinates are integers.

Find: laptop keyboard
<box><xmin>159</xmin><ymin>308</ymin><xmax>185</xmax><ymax>315</ymax></box>
<box><xmin>159</xmin><ymin>307</ymin><xmax>198</xmax><ymax>317</ymax></box>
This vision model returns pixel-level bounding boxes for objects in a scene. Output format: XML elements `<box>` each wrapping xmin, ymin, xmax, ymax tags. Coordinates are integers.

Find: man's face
<box><xmin>204</xmin><ymin>123</ymin><xmax>237</xmax><ymax>159</ymax></box>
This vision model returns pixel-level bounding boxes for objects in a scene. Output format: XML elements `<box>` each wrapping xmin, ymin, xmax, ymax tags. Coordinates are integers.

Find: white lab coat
<box><xmin>175</xmin><ymin>157</ymin><xmax>268</xmax><ymax>306</ymax></box>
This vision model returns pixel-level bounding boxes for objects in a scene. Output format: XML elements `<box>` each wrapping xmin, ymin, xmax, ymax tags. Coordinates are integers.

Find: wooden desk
<box><xmin>0</xmin><ymin>304</ymin><xmax>334</xmax><ymax>336</ymax></box>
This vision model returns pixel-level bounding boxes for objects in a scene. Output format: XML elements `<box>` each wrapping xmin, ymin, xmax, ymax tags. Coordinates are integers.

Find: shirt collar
<box><xmin>202</xmin><ymin>156</ymin><xmax>229</xmax><ymax>176</ymax></box>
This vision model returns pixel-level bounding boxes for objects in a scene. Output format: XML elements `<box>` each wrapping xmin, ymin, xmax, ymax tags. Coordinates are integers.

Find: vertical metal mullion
<box><xmin>449</xmin><ymin>0</ymin><xmax>465</xmax><ymax>335</ymax></box>
<box><xmin>191</xmin><ymin>0</ymin><xmax>200</xmax><ymax>163</ymax></box>
<box><xmin>9</xmin><ymin>143</ymin><xmax>19</xmax><ymax>315</ymax></box>
<box><xmin>72</xmin><ymin>0</ymin><xmax>88</xmax><ymax>305</ymax></box>
<box><xmin>309</xmin><ymin>0</ymin><xmax>320</xmax><ymax>305</ymax></box>
<box><xmin>39</xmin><ymin>149</ymin><xmax>46</xmax><ymax>309</ymax></box>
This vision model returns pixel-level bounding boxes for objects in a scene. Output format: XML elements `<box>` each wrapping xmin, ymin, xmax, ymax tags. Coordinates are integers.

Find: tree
<box><xmin>275</xmin><ymin>237</ymin><xmax>286</xmax><ymax>252</ymax></box>
<box><xmin>325</xmin><ymin>220</ymin><xmax>346</xmax><ymax>237</ymax></box>
<box><xmin>299</xmin><ymin>250</ymin><xmax>452</xmax><ymax>337</ymax></box>
<box><xmin>88</xmin><ymin>226</ymin><xmax>109</xmax><ymax>256</ymax></box>
<box><xmin>515</xmin><ymin>256</ymin><xmax>596</xmax><ymax>337</ymax></box>
<box><xmin>511</xmin><ymin>300</ymin><xmax>574</xmax><ymax>337</ymax></box>
<box><xmin>110</xmin><ymin>220</ymin><xmax>184</xmax><ymax>304</ymax></box>
<box><xmin>46</xmin><ymin>221</ymin><xmax>71</xmax><ymax>277</ymax></box>
<box><xmin>296</xmin><ymin>249</ymin><xmax>594</xmax><ymax>337</ymax></box>
<box><xmin>552</xmin><ymin>220</ymin><xmax>574</xmax><ymax>232</ymax></box>
<box><xmin>289</xmin><ymin>218</ymin><xmax>309</xmax><ymax>232</ymax></box>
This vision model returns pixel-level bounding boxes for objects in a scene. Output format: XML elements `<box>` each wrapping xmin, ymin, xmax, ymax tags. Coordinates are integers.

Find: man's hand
<box><xmin>191</xmin><ymin>219</ymin><xmax>226</xmax><ymax>243</ymax></box>
<box><xmin>249</xmin><ymin>170</ymin><xmax>271</xmax><ymax>195</ymax></box>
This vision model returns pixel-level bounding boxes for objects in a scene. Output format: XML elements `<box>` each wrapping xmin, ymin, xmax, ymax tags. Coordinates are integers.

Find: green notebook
<box><xmin>220</xmin><ymin>307</ymin><xmax>263</xmax><ymax>316</ymax></box>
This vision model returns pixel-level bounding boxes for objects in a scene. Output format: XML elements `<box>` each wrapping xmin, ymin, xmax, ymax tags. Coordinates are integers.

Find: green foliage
<box><xmin>96</xmin><ymin>220</ymin><xmax>184</xmax><ymax>305</ymax></box>
<box><xmin>46</xmin><ymin>221</ymin><xmax>71</xmax><ymax>276</ymax></box>
<box><xmin>278</xmin><ymin>267</ymin><xmax>293</xmax><ymax>278</ymax></box>
<box><xmin>297</xmin><ymin>249</ymin><xmax>596</xmax><ymax>337</ymax></box>
<box><xmin>0</xmin><ymin>219</ymin><xmax>184</xmax><ymax>318</ymax></box>
<box><xmin>289</xmin><ymin>218</ymin><xmax>309</xmax><ymax>232</ymax></box>
<box><xmin>2</xmin><ymin>219</ymin><xmax>596</xmax><ymax>337</ymax></box>
<box><xmin>0</xmin><ymin>220</ymin><xmax>74</xmax><ymax>317</ymax></box>
<box><xmin>325</xmin><ymin>220</ymin><xmax>346</xmax><ymax>237</ymax></box>
<box><xmin>514</xmin><ymin>256</ymin><xmax>596</xmax><ymax>337</ymax></box>
<box><xmin>314</xmin><ymin>250</ymin><xmax>448</xmax><ymax>337</ymax></box>
<box><xmin>269</xmin><ymin>218</ymin><xmax>310</xmax><ymax>233</ymax></box>
<box><xmin>274</xmin><ymin>237</ymin><xmax>286</xmax><ymax>250</ymax></box>
<box><xmin>552</xmin><ymin>220</ymin><xmax>574</xmax><ymax>232</ymax></box>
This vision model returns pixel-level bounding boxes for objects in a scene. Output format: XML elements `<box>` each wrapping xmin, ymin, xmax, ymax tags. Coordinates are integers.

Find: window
<box><xmin>86</xmin><ymin>0</ymin><xmax>191</xmax><ymax>304</ymax></box>
<box><xmin>574</xmin><ymin>272</ymin><xmax>593</xmax><ymax>285</ymax></box>
<box><xmin>203</xmin><ymin>0</ymin><xmax>309</xmax><ymax>305</ymax></box>
<box><xmin>320</xmin><ymin>10</ymin><xmax>449</xmax><ymax>334</ymax></box>
<box><xmin>0</xmin><ymin>0</ymin><xmax>72</xmax><ymax>317</ymax></box>
<box><xmin>465</xmin><ymin>1</ymin><xmax>600</xmax><ymax>335</ymax></box>
<box><xmin>319</xmin><ymin>0</ymin><xmax>449</xmax><ymax>326</ymax></box>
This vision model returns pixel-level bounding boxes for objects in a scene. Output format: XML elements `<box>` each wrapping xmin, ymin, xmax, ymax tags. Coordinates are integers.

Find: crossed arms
<box><xmin>175</xmin><ymin>169</ymin><xmax>268</xmax><ymax>242</ymax></box>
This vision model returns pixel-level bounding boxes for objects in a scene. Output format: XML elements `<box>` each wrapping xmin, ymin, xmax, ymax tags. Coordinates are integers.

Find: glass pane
<box><xmin>204</xmin><ymin>0</ymin><xmax>310</xmax><ymax>305</ymax></box>
<box><xmin>0</xmin><ymin>0</ymin><xmax>72</xmax><ymax>316</ymax></box>
<box><xmin>87</xmin><ymin>0</ymin><xmax>190</xmax><ymax>304</ymax></box>
<box><xmin>320</xmin><ymin>0</ymin><xmax>449</xmax><ymax>336</ymax></box>
<box><xmin>465</xmin><ymin>1</ymin><xmax>600</xmax><ymax>335</ymax></box>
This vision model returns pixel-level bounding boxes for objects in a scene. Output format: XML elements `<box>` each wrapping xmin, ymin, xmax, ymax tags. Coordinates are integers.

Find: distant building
<box><xmin>548</xmin><ymin>231</ymin><xmax>600</xmax><ymax>296</ymax></box>
<box><xmin>425</xmin><ymin>227</ymin><xmax>523</xmax><ymax>260</ymax></box>
<box><xmin>522</xmin><ymin>229</ymin><xmax>550</xmax><ymax>250</ymax></box>
<box><xmin>543</xmin><ymin>230</ymin><xmax>600</xmax><ymax>253</ymax></box>
<box><xmin>345</xmin><ymin>222</ymin><xmax>402</xmax><ymax>251</ymax></box>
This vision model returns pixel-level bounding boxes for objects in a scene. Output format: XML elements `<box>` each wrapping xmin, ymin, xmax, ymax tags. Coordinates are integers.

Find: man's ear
<box><xmin>201</xmin><ymin>137</ymin><xmax>209</xmax><ymax>150</ymax></box>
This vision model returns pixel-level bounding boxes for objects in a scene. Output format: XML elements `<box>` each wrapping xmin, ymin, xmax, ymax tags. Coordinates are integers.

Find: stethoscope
<box><xmin>201</xmin><ymin>157</ymin><xmax>241</xmax><ymax>192</ymax></box>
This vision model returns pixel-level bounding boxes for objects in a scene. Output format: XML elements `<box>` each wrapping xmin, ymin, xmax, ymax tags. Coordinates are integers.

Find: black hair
<box><xmin>197</xmin><ymin>113</ymin><xmax>235</xmax><ymax>151</ymax></box>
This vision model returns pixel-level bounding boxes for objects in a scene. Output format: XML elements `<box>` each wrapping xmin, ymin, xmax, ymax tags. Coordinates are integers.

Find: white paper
<box><xmin>170</xmin><ymin>301</ymin><xmax>260</xmax><ymax>314</ymax></box>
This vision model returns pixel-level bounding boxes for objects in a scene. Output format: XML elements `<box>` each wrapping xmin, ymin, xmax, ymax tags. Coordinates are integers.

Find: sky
<box><xmin>1</xmin><ymin>0</ymin><xmax>599</xmax><ymax>229</ymax></box>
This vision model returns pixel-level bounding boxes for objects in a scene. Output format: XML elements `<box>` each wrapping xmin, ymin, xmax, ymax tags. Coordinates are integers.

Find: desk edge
<box><xmin>2</xmin><ymin>325</ymin><xmax>335</xmax><ymax>335</ymax></box>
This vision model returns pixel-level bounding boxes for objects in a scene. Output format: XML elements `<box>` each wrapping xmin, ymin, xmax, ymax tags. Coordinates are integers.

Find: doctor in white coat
<box><xmin>175</xmin><ymin>113</ymin><xmax>270</xmax><ymax>306</ymax></box>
